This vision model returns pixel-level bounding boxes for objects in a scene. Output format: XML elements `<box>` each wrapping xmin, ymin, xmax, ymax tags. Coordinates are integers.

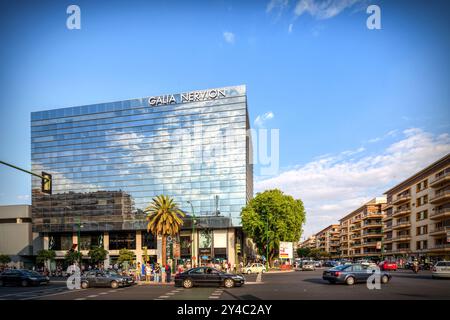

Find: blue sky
<box><xmin>0</xmin><ymin>0</ymin><xmax>449</xmax><ymax>236</ymax></box>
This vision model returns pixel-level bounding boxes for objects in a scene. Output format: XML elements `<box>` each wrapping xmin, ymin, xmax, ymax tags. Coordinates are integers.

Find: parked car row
<box><xmin>0</xmin><ymin>269</ymin><xmax>50</xmax><ymax>287</ymax></box>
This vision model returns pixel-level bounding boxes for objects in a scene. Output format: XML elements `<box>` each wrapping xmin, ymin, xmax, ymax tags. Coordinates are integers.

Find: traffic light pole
<box><xmin>0</xmin><ymin>160</ymin><xmax>50</xmax><ymax>182</ymax></box>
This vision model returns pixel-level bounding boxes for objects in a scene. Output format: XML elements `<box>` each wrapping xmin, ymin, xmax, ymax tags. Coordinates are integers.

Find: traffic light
<box><xmin>41</xmin><ymin>172</ymin><xmax>52</xmax><ymax>194</ymax></box>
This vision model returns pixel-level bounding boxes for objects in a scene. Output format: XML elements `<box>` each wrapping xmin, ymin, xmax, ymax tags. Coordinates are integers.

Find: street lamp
<box><xmin>266</xmin><ymin>215</ymin><xmax>269</xmax><ymax>271</ymax></box>
<box><xmin>187</xmin><ymin>201</ymin><xmax>197</xmax><ymax>267</ymax></box>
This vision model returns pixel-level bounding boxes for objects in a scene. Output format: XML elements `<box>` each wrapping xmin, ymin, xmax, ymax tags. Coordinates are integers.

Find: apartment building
<box><xmin>299</xmin><ymin>235</ymin><xmax>318</xmax><ymax>250</ymax></box>
<box><xmin>339</xmin><ymin>197</ymin><xmax>386</xmax><ymax>259</ymax></box>
<box><xmin>315</xmin><ymin>225</ymin><xmax>341</xmax><ymax>258</ymax></box>
<box><xmin>383</xmin><ymin>154</ymin><xmax>450</xmax><ymax>261</ymax></box>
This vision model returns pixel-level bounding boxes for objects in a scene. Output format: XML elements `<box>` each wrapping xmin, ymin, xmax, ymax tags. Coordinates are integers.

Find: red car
<box><xmin>379</xmin><ymin>261</ymin><xmax>398</xmax><ymax>271</ymax></box>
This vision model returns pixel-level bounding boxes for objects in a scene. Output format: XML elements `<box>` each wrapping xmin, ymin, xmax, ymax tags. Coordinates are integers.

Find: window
<box><xmin>416</xmin><ymin>210</ymin><xmax>428</xmax><ymax>221</ymax></box>
<box><xmin>416</xmin><ymin>179</ymin><xmax>428</xmax><ymax>192</ymax></box>
<box><xmin>416</xmin><ymin>225</ymin><xmax>428</xmax><ymax>235</ymax></box>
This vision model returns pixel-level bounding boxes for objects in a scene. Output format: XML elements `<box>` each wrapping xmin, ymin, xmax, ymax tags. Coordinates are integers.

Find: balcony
<box><xmin>430</xmin><ymin>207</ymin><xmax>450</xmax><ymax>220</ymax></box>
<box><xmin>430</xmin><ymin>171</ymin><xmax>450</xmax><ymax>188</ymax></box>
<box><xmin>393</xmin><ymin>207</ymin><xmax>411</xmax><ymax>217</ymax></box>
<box><xmin>383</xmin><ymin>214</ymin><xmax>393</xmax><ymax>221</ymax></box>
<box><xmin>392</xmin><ymin>235</ymin><xmax>411</xmax><ymax>242</ymax></box>
<box><xmin>362</xmin><ymin>231</ymin><xmax>382</xmax><ymax>238</ymax></box>
<box><xmin>383</xmin><ymin>237</ymin><xmax>393</xmax><ymax>243</ymax></box>
<box><xmin>392</xmin><ymin>194</ymin><xmax>411</xmax><ymax>205</ymax></box>
<box><xmin>384</xmin><ymin>224</ymin><xmax>393</xmax><ymax>232</ymax></box>
<box><xmin>362</xmin><ymin>221</ymin><xmax>382</xmax><ymax>228</ymax></box>
<box><xmin>429</xmin><ymin>243</ymin><xmax>450</xmax><ymax>252</ymax></box>
<box><xmin>362</xmin><ymin>241</ymin><xmax>379</xmax><ymax>247</ymax></box>
<box><xmin>429</xmin><ymin>226</ymin><xmax>450</xmax><ymax>236</ymax></box>
<box><xmin>430</xmin><ymin>190</ymin><xmax>450</xmax><ymax>205</ymax></box>
<box><xmin>362</xmin><ymin>212</ymin><xmax>383</xmax><ymax>220</ymax></box>
<box><xmin>395</xmin><ymin>247</ymin><xmax>411</xmax><ymax>253</ymax></box>
<box><xmin>351</xmin><ymin>242</ymin><xmax>362</xmax><ymax>247</ymax></box>
<box><xmin>392</xmin><ymin>220</ymin><xmax>411</xmax><ymax>229</ymax></box>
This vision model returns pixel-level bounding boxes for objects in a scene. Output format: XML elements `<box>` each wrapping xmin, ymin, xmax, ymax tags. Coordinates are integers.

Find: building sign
<box><xmin>148</xmin><ymin>88</ymin><xmax>226</xmax><ymax>106</ymax></box>
<box><xmin>279</xmin><ymin>241</ymin><xmax>293</xmax><ymax>259</ymax></box>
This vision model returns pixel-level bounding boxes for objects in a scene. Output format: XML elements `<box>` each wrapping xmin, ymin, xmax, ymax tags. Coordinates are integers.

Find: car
<box><xmin>432</xmin><ymin>261</ymin><xmax>450</xmax><ymax>279</ymax></box>
<box><xmin>0</xmin><ymin>269</ymin><xmax>50</xmax><ymax>287</ymax></box>
<box><xmin>302</xmin><ymin>261</ymin><xmax>316</xmax><ymax>271</ymax></box>
<box><xmin>242</xmin><ymin>263</ymin><xmax>266</xmax><ymax>274</ymax></box>
<box><xmin>174</xmin><ymin>267</ymin><xmax>245</xmax><ymax>289</ymax></box>
<box><xmin>80</xmin><ymin>269</ymin><xmax>135</xmax><ymax>289</ymax></box>
<box><xmin>322</xmin><ymin>264</ymin><xmax>391</xmax><ymax>285</ymax></box>
<box><xmin>313</xmin><ymin>261</ymin><xmax>322</xmax><ymax>268</ymax></box>
<box><xmin>323</xmin><ymin>261</ymin><xmax>339</xmax><ymax>268</ymax></box>
<box><xmin>379</xmin><ymin>261</ymin><xmax>398</xmax><ymax>271</ymax></box>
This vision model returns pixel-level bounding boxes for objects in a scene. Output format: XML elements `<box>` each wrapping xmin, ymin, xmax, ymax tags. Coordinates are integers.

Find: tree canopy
<box><xmin>64</xmin><ymin>249</ymin><xmax>83</xmax><ymax>264</ymax></box>
<box><xmin>88</xmin><ymin>246</ymin><xmax>108</xmax><ymax>265</ymax></box>
<box><xmin>241</xmin><ymin>189</ymin><xmax>306</xmax><ymax>266</ymax></box>
<box><xmin>36</xmin><ymin>250</ymin><xmax>56</xmax><ymax>264</ymax></box>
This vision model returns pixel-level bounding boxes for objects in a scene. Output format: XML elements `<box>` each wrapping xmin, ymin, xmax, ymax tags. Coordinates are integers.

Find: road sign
<box><xmin>279</xmin><ymin>241</ymin><xmax>293</xmax><ymax>259</ymax></box>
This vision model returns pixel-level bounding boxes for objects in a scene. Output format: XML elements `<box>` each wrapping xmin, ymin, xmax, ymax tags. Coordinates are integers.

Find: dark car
<box><xmin>322</xmin><ymin>264</ymin><xmax>391</xmax><ymax>285</ymax></box>
<box><xmin>80</xmin><ymin>269</ymin><xmax>135</xmax><ymax>289</ymax></box>
<box><xmin>323</xmin><ymin>261</ymin><xmax>339</xmax><ymax>268</ymax></box>
<box><xmin>0</xmin><ymin>269</ymin><xmax>50</xmax><ymax>287</ymax></box>
<box><xmin>174</xmin><ymin>267</ymin><xmax>245</xmax><ymax>289</ymax></box>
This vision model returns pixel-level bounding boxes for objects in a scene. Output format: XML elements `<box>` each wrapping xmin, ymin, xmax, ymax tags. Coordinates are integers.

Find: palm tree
<box><xmin>144</xmin><ymin>195</ymin><xmax>185</xmax><ymax>266</ymax></box>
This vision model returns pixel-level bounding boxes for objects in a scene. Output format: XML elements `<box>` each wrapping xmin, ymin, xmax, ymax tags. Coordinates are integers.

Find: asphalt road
<box><xmin>0</xmin><ymin>270</ymin><xmax>449</xmax><ymax>300</ymax></box>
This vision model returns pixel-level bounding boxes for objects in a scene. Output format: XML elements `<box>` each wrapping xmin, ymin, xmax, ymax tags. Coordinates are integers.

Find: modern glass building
<box><xmin>31</xmin><ymin>85</ymin><xmax>253</xmax><ymax>266</ymax></box>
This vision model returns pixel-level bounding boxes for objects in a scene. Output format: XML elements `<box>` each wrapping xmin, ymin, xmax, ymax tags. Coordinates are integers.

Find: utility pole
<box><xmin>266</xmin><ymin>215</ymin><xmax>269</xmax><ymax>271</ymax></box>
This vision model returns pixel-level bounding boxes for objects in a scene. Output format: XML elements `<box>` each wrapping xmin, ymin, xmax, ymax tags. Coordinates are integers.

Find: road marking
<box><xmin>166</xmin><ymin>292</ymin><xmax>175</xmax><ymax>295</ymax></box>
<box><xmin>20</xmin><ymin>288</ymin><xmax>82</xmax><ymax>300</ymax></box>
<box><xmin>0</xmin><ymin>287</ymin><xmax>67</xmax><ymax>298</ymax></box>
<box><xmin>159</xmin><ymin>295</ymin><xmax>169</xmax><ymax>298</ymax></box>
<box><xmin>99</xmin><ymin>292</ymin><xmax>108</xmax><ymax>295</ymax></box>
<box><xmin>108</xmin><ymin>290</ymin><xmax>116</xmax><ymax>292</ymax></box>
<box><xmin>87</xmin><ymin>294</ymin><xmax>98</xmax><ymax>298</ymax></box>
<box><xmin>209</xmin><ymin>296</ymin><xmax>220</xmax><ymax>299</ymax></box>
<box><xmin>75</xmin><ymin>298</ymin><xmax>86</xmax><ymax>300</ymax></box>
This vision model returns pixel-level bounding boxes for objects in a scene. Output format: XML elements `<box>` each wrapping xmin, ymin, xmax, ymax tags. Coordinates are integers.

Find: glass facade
<box><xmin>31</xmin><ymin>85</ymin><xmax>252</xmax><ymax>233</ymax></box>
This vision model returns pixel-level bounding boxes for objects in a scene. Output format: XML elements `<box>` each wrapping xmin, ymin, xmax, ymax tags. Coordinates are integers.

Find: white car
<box><xmin>432</xmin><ymin>261</ymin><xmax>450</xmax><ymax>279</ymax></box>
<box><xmin>301</xmin><ymin>261</ymin><xmax>316</xmax><ymax>271</ymax></box>
<box><xmin>242</xmin><ymin>263</ymin><xmax>266</xmax><ymax>274</ymax></box>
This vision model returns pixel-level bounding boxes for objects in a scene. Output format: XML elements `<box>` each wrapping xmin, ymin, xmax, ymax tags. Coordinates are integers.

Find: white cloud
<box><xmin>288</xmin><ymin>23</ymin><xmax>294</xmax><ymax>33</ymax></box>
<box><xmin>294</xmin><ymin>0</ymin><xmax>362</xmax><ymax>19</ymax></box>
<box><xmin>254</xmin><ymin>111</ymin><xmax>275</xmax><ymax>128</ymax></box>
<box><xmin>255</xmin><ymin>128</ymin><xmax>450</xmax><ymax>237</ymax></box>
<box><xmin>223</xmin><ymin>31</ymin><xmax>235</xmax><ymax>44</ymax></box>
<box><xmin>16</xmin><ymin>194</ymin><xmax>30</xmax><ymax>201</ymax></box>
<box><xmin>266</xmin><ymin>0</ymin><xmax>290</xmax><ymax>13</ymax></box>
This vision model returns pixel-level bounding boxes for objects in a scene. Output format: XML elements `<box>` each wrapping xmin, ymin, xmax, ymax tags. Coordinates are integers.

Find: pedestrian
<box><xmin>145</xmin><ymin>263</ymin><xmax>151</xmax><ymax>282</ymax></box>
<box><xmin>165</xmin><ymin>264</ymin><xmax>171</xmax><ymax>283</ymax></box>
<box><xmin>154</xmin><ymin>263</ymin><xmax>161</xmax><ymax>283</ymax></box>
<box><xmin>136</xmin><ymin>262</ymin><xmax>141</xmax><ymax>282</ymax></box>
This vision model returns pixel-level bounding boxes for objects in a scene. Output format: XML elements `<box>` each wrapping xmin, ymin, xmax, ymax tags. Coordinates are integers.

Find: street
<box><xmin>1</xmin><ymin>269</ymin><xmax>449</xmax><ymax>300</ymax></box>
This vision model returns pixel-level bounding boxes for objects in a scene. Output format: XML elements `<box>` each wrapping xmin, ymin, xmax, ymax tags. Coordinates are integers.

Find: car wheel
<box><xmin>81</xmin><ymin>281</ymin><xmax>89</xmax><ymax>289</ymax></box>
<box><xmin>381</xmin><ymin>275</ymin><xmax>389</xmax><ymax>284</ymax></box>
<box><xmin>183</xmin><ymin>279</ymin><xmax>193</xmax><ymax>289</ymax></box>
<box><xmin>247</xmin><ymin>270</ymin><xmax>251</xmax><ymax>275</ymax></box>
<box><xmin>262</xmin><ymin>269</ymin><xmax>266</xmax><ymax>273</ymax></box>
<box><xmin>224</xmin><ymin>278</ymin><xmax>234</xmax><ymax>288</ymax></box>
<box><xmin>110</xmin><ymin>281</ymin><xmax>119</xmax><ymax>289</ymax></box>
<box><xmin>345</xmin><ymin>276</ymin><xmax>355</xmax><ymax>286</ymax></box>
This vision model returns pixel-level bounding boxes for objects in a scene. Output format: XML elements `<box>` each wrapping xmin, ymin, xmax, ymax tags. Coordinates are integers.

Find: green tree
<box><xmin>145</xmin><ymin>195</ymin><xmax>185</xmax><ymax>265</ymax></box>
<box><xmin>117</xmin><ymin>249</ymin><xmax>135</xmax><ymax>270</ymax></box>
<box><xmin>0</xmin><ymin>254</ymin><xmax>11</xmax><ymax>266</ymax></box>
<box><xmin>296</xmin><ymin>247</ymin><xmax>311</xmax><ymax>258</ymax></box>
<box><xmin>64</xmin><ymin>249</ymin><xmax>83</xmax><ymax>265</ymax></box>
<box><xmin>36</xmin><ymin>250</ymin><xmax>56</xmax><ymax>271</ymax></box>
<box><xmin>307</xmin><ymin>249</ymin><xmax>330</xmax><ymax>260</ymax></box>
<box><xmin>88</xmin><ymin>246</ymin><xmax>108</xmax><ymax>267</ymax></box>
<box><xmin>241</xmin><ymin>189</ymin><xmax>306</xmax><ymax>267</ymax></box>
